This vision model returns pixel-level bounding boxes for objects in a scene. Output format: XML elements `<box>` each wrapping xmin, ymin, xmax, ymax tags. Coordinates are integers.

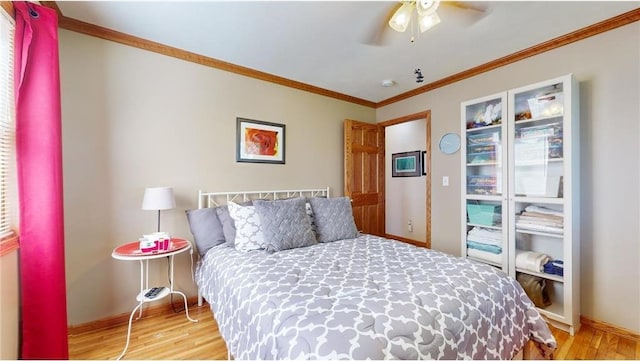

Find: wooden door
<box><xmin>344</xmin><ymin>119</ymin><xmax>384</xmax><ymax>236</ymax></box>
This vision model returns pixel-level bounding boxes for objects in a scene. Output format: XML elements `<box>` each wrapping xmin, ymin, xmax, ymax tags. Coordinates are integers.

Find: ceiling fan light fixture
<box><xmin>388</xmin><ymin>2</ymin><xmax>414</xmax><ymax>33</ymax></box>
<box><xmin>418</xmin><ymin>11</ymin><xmax>441</xmax><ymax>32</ymax></box>
<box><xmin>416</xmin><ymin>0</ymin><xmax>440</xmax><ymax>16</ymax></box>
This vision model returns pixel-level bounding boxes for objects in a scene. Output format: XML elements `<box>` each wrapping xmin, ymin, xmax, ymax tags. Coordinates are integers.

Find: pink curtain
<box><xmin>14</xmin><ymin>2</ymin><xmax>68</xmax><ymax>359</ymax></box>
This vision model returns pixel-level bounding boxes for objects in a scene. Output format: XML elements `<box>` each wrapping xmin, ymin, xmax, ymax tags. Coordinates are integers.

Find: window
<box><xmin>0</xmin><ymin>6</ymin><xmax>18</xmax><ymax>256</ymax></box>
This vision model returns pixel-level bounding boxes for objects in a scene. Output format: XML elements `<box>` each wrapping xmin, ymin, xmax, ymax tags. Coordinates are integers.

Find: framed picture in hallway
<box><xmin>392</xmin><ymin>150</ymin><xmax>421</xmax><ymax>177</ymax></box>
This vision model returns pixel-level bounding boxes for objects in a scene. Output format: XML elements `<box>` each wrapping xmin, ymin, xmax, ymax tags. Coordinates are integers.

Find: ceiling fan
<box><xmin>363</xmin><ymin>1</ymin><xmax>489</xmax><ymax>45</ymax></box>
<box><xmin>389</xmin><ymin>0</ymin><xmax>444</xmax><ymax>34</ymax></box>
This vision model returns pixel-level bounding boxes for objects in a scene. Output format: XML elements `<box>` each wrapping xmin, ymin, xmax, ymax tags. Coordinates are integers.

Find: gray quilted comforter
<box><xmin>196</xmin><ymin>234</ymin><xmax>556</xmax><ymax>360</ymax></box>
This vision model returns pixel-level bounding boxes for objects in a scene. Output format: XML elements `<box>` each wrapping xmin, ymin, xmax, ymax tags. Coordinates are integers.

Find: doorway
<box><xmin>344</xmin><ymin>111</ymin><xmax>431</xmax><ymax>248</ymax></box>
<box><xmin>379</xmin><ymin>111</ymin><xmax>431</xmax><ymax>248</ymax></box>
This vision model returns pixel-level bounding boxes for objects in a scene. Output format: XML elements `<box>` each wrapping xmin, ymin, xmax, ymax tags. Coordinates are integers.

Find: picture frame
<box><xmin>236</xmin><ymin>118</ymin><xmax>285</xmax><ymax>164</ymax></box>
<box><xmin>392</xmin><ymin>150</ymin><xmax>422</xmax><ymax>177</ymax></box>
<box><xmin>422</xmin><ymin>150</ymin><xmax>427</xmax><ymax>176</ymax></box>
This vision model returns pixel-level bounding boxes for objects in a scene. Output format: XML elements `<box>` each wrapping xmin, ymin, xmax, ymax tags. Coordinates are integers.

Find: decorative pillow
<box><xmin>215</xmin><ymin>200</ymin><xmax>252</xmax><ymax>248</ymax></box>
<box><xmin>185</xmin><ymin>208</ymin><xmax>225</xmax><ymax>256</ymax></box>
<box><xmin>304</xmin><ymin>200</ymin><xmax>318</xmax><ymax>236</ymax></box>
<box><xmin>254</xmin><ymin>197</ymin><xmax>317</xmax><ymax>254</ymax></box>
<box><xmin>228</xmin><ymin>201</ymin><xmax>264</xmax><ymax>252</ymax></box>
<box><xmin>309</xmin><ymin>197</ymin><xmax>359</xmax><ymax>243</ymax></box>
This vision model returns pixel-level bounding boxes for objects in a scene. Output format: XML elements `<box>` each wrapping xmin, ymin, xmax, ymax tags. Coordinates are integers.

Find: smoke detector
<box><xmin>381</xmin><ymin>79</ymin><xmax>396</xmax><ymax>87</ymax></box>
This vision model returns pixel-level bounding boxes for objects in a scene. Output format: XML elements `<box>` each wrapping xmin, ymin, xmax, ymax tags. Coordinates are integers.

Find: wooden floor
<box><xmin>69</xmin><ymin>305</ymin><xmax>228</xmax><ymax>360</ymax></box>
<box><xmin>69</xmin><ymin>304</ymin><xmax>640</xmax><ymax>360</ymax></box>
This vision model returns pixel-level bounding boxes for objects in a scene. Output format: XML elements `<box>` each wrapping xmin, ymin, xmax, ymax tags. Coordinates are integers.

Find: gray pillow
<box><xmin>185</xmin><ymin>208</ymin><xmax>225</xmax><ymax>256</ymax></box>
<box><xmin>254</xmin><ymin>197</ymin><xmax>317</xmax><ymax>253</ymax></box>
<box><xmin>309</xmin><ymin>197</ymin><xmax>359</xmax><ymax>243</ymax></box>
<box><xmin>216</xmin><ymin>201</ymin><xmax>253</xmax><ymax>247</ymax></box>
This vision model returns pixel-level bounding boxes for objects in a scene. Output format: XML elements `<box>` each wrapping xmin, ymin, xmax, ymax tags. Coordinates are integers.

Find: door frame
<box><xmin>378</xmin><ymin>110</ymin><xmax>432</xmax><ymax>248</ymax></box>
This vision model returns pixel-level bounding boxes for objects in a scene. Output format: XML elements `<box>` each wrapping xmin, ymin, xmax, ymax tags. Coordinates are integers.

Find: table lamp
<box><xmin>141</xmin><ymin>186</ymin><xmax>176</xmax><ymax>232</ymax></box>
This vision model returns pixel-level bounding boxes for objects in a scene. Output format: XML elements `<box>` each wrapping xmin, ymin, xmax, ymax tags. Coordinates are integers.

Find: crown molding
<box><xmin>42</xmin><ymin>3</ymin><xmax>639</xmax><ymax>109</ymax></box>
<box><xmin>41</xmin><ymin>2</ymin><xmax>376</xmax><ymax>108</ymax></box>
<box><xmin>376</xmin><ymin>7</ymin><xmax>640</xmax><ymax>108</ymax></box>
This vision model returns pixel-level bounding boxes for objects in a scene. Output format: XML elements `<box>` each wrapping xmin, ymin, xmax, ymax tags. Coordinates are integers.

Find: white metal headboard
<box><xmin>195</xmin><ymin>187</ymin><xmax>329</xmax><ymax>308</ymax></box>
<box><xmin>198</xmin><ymin>187</ymin><xmax>330</xmax><ymax>209</ymax></box>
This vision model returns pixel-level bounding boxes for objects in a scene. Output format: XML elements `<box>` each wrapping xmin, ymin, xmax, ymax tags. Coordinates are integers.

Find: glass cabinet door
<box><xmin>464</xmin><ymin>97</ymin><xmax>504</xmax><ymax>197</ymax></box>
<box><xmin>507</xmin><ymin>74</ymin><xmax>578</xmax><ymax>334</ymax></box>
<box><xmin>461</xmin><ymin>93</ymin><xmax>508</xmax><ymax>271</ymax></box>
<box><xmin>512</xmin><ymin>82</ymin><xmax>565</xmax><ymax>200</ymax></box>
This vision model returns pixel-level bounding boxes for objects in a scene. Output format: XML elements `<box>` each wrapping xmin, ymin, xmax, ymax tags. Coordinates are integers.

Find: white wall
<box><xmin>377</xmin><ymin>23</ymin><xmax>640</xmax><ymax>333</ymax></box>
<box><xmin>385</xmin><ymin>120</ymin><xmax>427</xmax><ymax>241</ymax></box>
<box><xmin>0</xmin><ymin>251</ymin><xmax>19</xmax><ymax>359</ymax></box>
<box><xmin>59</xmin><ymin>29</ymin><xmax>375</xmax><ymax>325</ymax></box>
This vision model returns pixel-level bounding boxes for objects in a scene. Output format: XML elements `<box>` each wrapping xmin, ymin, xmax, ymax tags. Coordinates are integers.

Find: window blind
<box><xmin>0</xmin><ymin>8</ymin><xmax>16</xmax><ymax>240</ymax></box>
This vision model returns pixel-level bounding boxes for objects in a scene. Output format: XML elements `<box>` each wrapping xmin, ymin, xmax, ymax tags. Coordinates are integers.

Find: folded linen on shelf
<box><xmin>467</xmin><ymin>227</ymin><xmax>502</xmax><ymax>246</ymax></box>
<box><xmin>521</xmin><ymin>211</ymin><xmax>563</xmax><ymax>223</ymax></box>
<box><xmin>516</xmin><ymin>206</ymin><xmax>564</xmax><ymax>234</ymax></box>
<box><xmin>515</xmin><ymin>222</ymin><xmax>564</xmax><ymax>234</ymax></box>
<box><xmin>467</xmin><ymin>241</ymin><xmax>502</xmax><ymax>254</ymax></box>
<box><xmin>524</xmin><ymin>205</ymin><xmax>564</xmax><ymax>218</ymax></box>
<box><xmin>517</xmin><ymin>215</ymin><xmax>564</xmax><ymax>228</ymax></box>
<box><xmin>543</xmin><ymin>260</ymin><xmax>564</xmax><ymax>276</ymax></box>
<box><xmin>516</xmin><ymin>250</ymin><xmax>551</xmax><ymax>272</ymax></box>
<box><xmin>467</xmin><ymin>248</ymin><xmax>502</xmax><ymax>264</ymax></box>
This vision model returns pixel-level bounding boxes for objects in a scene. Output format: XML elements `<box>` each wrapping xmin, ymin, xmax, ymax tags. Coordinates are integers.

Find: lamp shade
<box><xmin>141</xmin><ymin>187</ymin><xmax>176</xmax><ymax>210</ymax></box>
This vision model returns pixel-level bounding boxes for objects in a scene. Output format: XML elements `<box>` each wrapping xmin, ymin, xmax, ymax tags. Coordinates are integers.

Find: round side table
<box><xmin>112</xmin><ymin>238</ymin><xmax>198</xmax><ymax>360</ymax></box>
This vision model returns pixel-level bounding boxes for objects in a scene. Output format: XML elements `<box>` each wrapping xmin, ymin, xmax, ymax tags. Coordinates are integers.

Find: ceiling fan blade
<box><xmin>444</xmin><ymin>1</ymin><xmax>488</xmax><ymax>13</ymax></box>
<box><xmin>440</xmin><ymin>1</ymin><xmax>490</xmax><ymax>27</ymax></box>
<box><xmin>359</xmin><ymin>2</ymin><xmax>400</xmax><ymax>47</ymax></box>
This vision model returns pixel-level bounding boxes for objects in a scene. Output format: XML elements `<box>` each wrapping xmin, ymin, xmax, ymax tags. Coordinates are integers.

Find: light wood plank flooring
<box><xmin>69</xmin><ymin>304</ymin><xmax>640</xmax><ymax>360</ymax></box>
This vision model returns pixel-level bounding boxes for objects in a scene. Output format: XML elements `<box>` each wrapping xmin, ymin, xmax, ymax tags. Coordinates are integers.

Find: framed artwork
<box><xmin>236</xmin><ymin>118</ymin><xmax>285</xmax><ymax>164</ymax></box>
<box><xmin>392</xmin><ymin>150</ymin><xmax>422</xmax><ymax>177</ymax></box>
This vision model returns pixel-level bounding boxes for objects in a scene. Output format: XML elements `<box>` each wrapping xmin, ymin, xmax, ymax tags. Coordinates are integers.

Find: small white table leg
<box><xmin>171</xmin><ymin>290</ymin><xmax>198</xmax><ymax>323</ymax></box>
<box><xmin>169</xmin><ymin>255</ymin><xmax>198</xmax><ymax>323</ymax></box>
<box><xmin>135</xmin><ymin>260</ymin><xmax>146</xmax><ymax>320</ymax></box>
<box><xmin>116</xmin><ymin>301</ymin><xmax>144</xmax><ymax>361</ymax></box>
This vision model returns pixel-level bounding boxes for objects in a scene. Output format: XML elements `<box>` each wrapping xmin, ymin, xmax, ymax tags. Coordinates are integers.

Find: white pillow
<box><xmin>228</xmin><ymin>201</ymin><xmax>265</xmax><ymax>252</ymax></box>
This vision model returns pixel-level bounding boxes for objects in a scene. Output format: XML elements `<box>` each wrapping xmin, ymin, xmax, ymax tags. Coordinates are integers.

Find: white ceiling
<box><xmin>56</xmin><ymin>1</ymin><xmax>639</xmax><ymax>104</ymax></box>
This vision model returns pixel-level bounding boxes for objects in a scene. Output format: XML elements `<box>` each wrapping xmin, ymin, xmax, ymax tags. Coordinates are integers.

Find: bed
<box><xmin>187</xmin><ymin>188</ymin><xmax>557</xmax><ymax>360</ymax></box>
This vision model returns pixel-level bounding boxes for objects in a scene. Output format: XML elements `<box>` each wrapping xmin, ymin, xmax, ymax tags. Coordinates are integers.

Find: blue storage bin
<box><xmin>467</xmin><ymin>204</ymin><xmax>501</xmax><ymax>226</ymax></box>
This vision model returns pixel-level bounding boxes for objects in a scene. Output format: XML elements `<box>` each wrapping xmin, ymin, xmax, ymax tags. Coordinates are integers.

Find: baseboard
<box><xmin>580</xmin><ymin>315</ymin><xmax>640</xmax><ymax>342</ymax></box>
<box><xmin>67</xmin><ymin>295</ymin><xmax>205</xmax><ymax>335</ymax></box>
<box><xmin>384</xmin><ymin>234</ymin><xmax>428</xmax><ymax>248</ymax></box>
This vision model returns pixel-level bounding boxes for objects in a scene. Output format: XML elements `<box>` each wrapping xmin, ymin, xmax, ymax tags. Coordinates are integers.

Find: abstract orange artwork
<box><xmin>244</xmin><ymin>128</ymin><xmax>278</xmax><ymax>156</ymax></box>
<box><xmin>236</xmin><ymin>118</ymin><xmax>285</xmax><ymax>164</ymax></box>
